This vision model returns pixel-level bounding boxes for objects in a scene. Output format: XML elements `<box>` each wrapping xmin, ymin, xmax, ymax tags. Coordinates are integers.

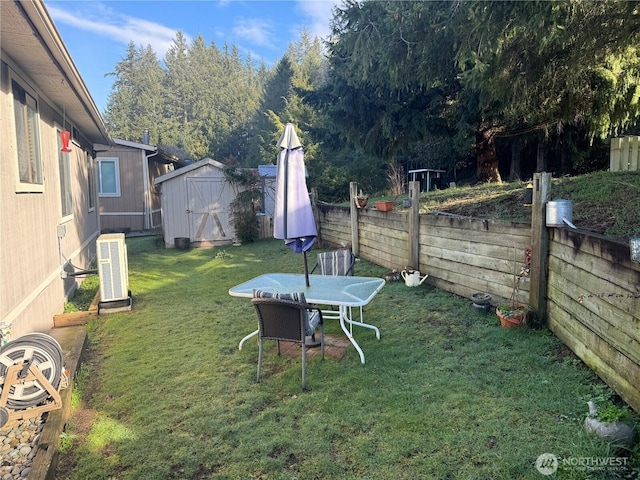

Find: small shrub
<box><xmin>595</xmin><ymin>401</ymin><xmax>634</xmax><ymax>424</ymax></box>
<box><xmin>224</xmin><ymin>160</ymin><xmax>262</xmax><ymax>243</ymax></box>
<box><xmin>229</xmin><ymin>190</ymin><xmax>261</xmax><ymax>243</ymax></box>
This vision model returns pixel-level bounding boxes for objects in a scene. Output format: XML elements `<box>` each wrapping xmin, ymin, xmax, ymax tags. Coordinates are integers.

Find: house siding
<box><xmin>98</xmin><ymin>147</ymin><xmax>145</xmax><ymax>232</ymax></box>
<box><xmin>97</xmin><ymin>144</ymin><xmax>174</xmax><ymax>233</ymax></box>
<box><xmin>1</xmin><ymin>59</ymin><xmax>99</xmax><ymax>338</ymax></box>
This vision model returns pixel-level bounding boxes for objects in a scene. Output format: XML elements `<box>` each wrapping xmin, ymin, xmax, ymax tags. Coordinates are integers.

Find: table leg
<box><xmin>239</xmin><ymin>329</ymin><xmax>258</xmax><ymax>350</ymax></box>
<box><xmin>339</xmin><ymin>306</ymin><xmax>366</xmax><ymax>364</ymax></box>
<box><xmin>343</xmin><ymin>307</ymin><xmax>381</xmax><ymax>339</ymax></box>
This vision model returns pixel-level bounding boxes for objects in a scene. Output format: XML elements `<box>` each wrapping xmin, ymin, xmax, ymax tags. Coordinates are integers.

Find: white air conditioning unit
<box><xmin>97</xmin><ymin>233</ymin><xmax>129</xmax><ymax>302</ymax></box>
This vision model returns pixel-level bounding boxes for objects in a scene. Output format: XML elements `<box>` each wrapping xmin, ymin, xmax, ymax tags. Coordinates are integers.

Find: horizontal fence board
<box><xmin>548</xmin><ymin>269</ymin><xmax>640</xmax><ymax>363</ymax></box>
<box><xmin>422</xmin><ymin>218</ymin><xmax>531</xmax><ymax>248</ymax></box>
<box><xmin>424</xmin><ymin>238</ymin><xmax>527</xmax><ymax>273</ymax></box>
<box><xmin>548</xmin><ymin>305</ymin><xmax>640</xmax><ymax>413</ymax></box>
<box><xmin>425</xmin><ymin>257</ymin><xmax>527</xmax><ymax>303</ymax></box>
<box><xmin>549</xmin><ymin>255</ymin><xmax>640</xmax><ymax>331</ymax></box>
<box><xmin>551</xmin><ymin>230</ymin><xmax>640</xmax><ymax>297</ymax></box>
<box><xmin>428</xmin><ymin>277</ymin><xmax>480</xmax><ymax>302</ymax></box>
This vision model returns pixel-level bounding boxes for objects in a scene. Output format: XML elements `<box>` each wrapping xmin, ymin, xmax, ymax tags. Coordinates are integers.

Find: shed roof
<box><xmin>154</xmin><ymin>157</ymin><xmax>225</xmax><ymax>185</ymax></box>
<box><xmin>112</xmin><ymin>139</ymin><xmax>184</xmax><ymax>165</ymax></box>
<box><xmin>258</xmin><ymin>165</ymin><xmax>277</xmax><ymax>177</ymax></box>
<box><xmin>258</xmin><ymin>164</ymin><xmax>308</xmax><ymax>178</ymax></box>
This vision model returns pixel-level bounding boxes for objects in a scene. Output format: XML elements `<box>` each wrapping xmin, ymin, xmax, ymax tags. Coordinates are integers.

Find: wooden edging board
<box><xmin>53</xmin><ymin>290</ymin><xmax>100</xmax><ymax>327</ymax></box>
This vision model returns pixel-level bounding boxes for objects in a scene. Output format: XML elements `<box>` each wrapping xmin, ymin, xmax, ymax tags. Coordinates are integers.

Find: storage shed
<box><xmin>154</xmin><ymin>158</ymin><xmax>237</xmax><ymax>248</ymax></box>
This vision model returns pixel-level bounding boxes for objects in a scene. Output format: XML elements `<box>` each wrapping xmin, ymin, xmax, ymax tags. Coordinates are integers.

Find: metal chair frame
<box><xmin>252</xmin><ymin>297</ymin><xmax>324</xmax><ymax>389</ymax></box>
<box><xmin>311</xmin><ymin>250</ymin><xmax>365</xmax><ymax>326</ymax></box>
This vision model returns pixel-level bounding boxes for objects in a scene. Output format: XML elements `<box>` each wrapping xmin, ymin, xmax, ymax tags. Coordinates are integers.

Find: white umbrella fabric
<box><xmin>273</xmin><ymin>123</ymin><xmax>317</xmax><ymax>286</ymax></box>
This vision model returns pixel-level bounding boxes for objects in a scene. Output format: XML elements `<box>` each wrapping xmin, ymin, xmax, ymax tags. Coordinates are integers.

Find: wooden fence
<box><xmin>547</xmin><ymin>229</ymin><xmax>640</xmax><ymax>414</ymax></box>
<box><xmin>317</xmin><ymin>203</ymin><xmax>531</xmax><ymax>305</ymax></box>
<box><xmin>315</xmin><ymin>176</ymin><xmax>640</xmax><ymax>413</ymax></box>
<box><xmin>610</xmin><ymin>136</ymin><xmax>640</xmax><ymax>171</ymax></box>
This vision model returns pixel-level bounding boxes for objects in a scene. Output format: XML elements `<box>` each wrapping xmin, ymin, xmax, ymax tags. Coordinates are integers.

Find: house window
<box><xmin>57</xmin><ymin>127</ymin><xmax>73</xmax><ymax>217</ymax></box>
<box><xmin>12</xmin><ymin>79</ymin><xmax>43</xmax><ymax>190</ymax></box>
<box><xmin>87</xmin><ymin>153</ymin><xmax>96</xmax><ymax>210</ymax></box>
<box><xmin>98</xmin><ymin>157</ymin><xmax>120</xmax><ymax>197</ymax></box>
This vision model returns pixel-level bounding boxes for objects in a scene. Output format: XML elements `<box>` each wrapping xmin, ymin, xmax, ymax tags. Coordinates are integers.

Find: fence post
<box><xmin>529</xmin><ymin>172</ymin><xmax>552</xmax><ymax>320</ymax></box>
<box><xmin>408</xmin><ymin>181</ymin><xmax>420</xmax><ymax>269</ymax></box>
<box><xmin>310</xmin><ymin>187</ymin><xmax>321</xmax><ymax>247</ymax></box>
<box><xmin>349</xmin><ymin>182</ymin><xmax>360</xmax><ymax>256</ymax></box>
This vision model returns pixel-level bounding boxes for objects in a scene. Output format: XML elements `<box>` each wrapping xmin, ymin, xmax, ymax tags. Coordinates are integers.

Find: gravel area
<box><xmin>0</xmin><ymin>416</ymin><xmax>45</xmax><ymax>480</ymax></box>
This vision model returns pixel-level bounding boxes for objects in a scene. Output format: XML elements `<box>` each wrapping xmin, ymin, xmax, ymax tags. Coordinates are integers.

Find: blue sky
<box><xmin>45</xmin><ymin>0</ymin><xmax>340</xmax><ymax>113</ymax></box>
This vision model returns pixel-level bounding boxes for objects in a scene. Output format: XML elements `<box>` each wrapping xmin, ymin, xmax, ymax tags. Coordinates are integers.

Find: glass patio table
<box><xmin>229</xmin><ymin>273</ymin><xmax>385</xmax><ymax>364</ymax></box>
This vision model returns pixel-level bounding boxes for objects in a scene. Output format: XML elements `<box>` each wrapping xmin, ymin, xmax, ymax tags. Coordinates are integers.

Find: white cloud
<box><xmin>47</xmin><ymin>3</ymin><xmax>185</xmax><ymax>59</ymax></box>
<box><xmin>296</xmin><ymin>0</ymin><xmax>340</xmax><ymax>40</ymax></box>
<box><xmin>232</xmin><ymin>18</ymin><xmax>274</xmax><ymax>48</ymax></box>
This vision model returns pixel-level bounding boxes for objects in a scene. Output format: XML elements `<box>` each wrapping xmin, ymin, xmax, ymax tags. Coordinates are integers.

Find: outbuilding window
<box><xmin>98</xmin><ymin>157</ymin><xmax>120</xmax><ymax>196</ymax></box>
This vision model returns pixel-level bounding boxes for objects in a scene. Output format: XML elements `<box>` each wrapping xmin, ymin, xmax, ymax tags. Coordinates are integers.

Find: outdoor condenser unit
<box><xmin>97</xmin><ymin>233</ymin><xmax>129</xmax><ymax>302</ymax></box>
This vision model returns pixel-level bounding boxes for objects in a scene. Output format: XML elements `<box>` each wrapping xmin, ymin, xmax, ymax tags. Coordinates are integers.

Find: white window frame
<box><xmin>98</xmin><ymin>157</ymin><xmax>121</xmax><ymax>197</ymax></box>
<box><xmin>87</xmin><ymin>152</ymin><xmax>96</xmax><ymax>212</ymax></box>
<box><xmin>56</xmin><ymin>124</ymin><xmax>73</xmax><ymax>218</ymax></box>
<box><xmin>11</xmin><ymin>73</ymin><xmax>44</xmax><ymax>193</ymax></box>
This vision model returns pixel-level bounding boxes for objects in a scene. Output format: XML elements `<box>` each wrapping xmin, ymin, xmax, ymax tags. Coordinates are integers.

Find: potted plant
<box><xmin>584</xmin><ymin>400</ymin><xmax>636</xmax><ymax>448</ymax></box>
<box><xmin>375</xmin><ymin>200</ymin><xmax>394</xmax><ymax>212</ymax></box>
<box><xmin>496</xmin><ymin>246</ymin><xmax>531</xmax><ymax>327</ymax></box>
<box><xmin>355</xmin><ymin>190</ymin><xmax>368</xmax><ymax>209</ymax></box>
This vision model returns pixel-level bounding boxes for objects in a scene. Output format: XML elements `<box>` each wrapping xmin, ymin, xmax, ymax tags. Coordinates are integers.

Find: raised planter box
<box><xmin>375</xmin><ymin>201</ymin><xmax>394</xmax><ymax>212</ymax></box>
<box><xmin>53</xmin><ymin>290</ymin><xmax>100</xmax><ymax>327</ymax></box>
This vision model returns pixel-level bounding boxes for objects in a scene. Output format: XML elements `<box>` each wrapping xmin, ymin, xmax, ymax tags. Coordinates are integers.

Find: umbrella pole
<box><xmin>303</xmin><ymin>251</ymin><xmax>310</xmax><ymax>287</ymax></box>
<box><xmin>282</xmin><ymin>149</ymin><xmax>289</xmax><ymax>239</ymax></box>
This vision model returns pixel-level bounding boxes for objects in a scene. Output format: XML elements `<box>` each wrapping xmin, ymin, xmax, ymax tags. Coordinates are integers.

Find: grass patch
<box><xmin>56</xmin><ymin>237</ymin><xmax>639</xmax><ymax>479</ymax></box>
<box><xmin>64</xmin><ymin>275</ymin><xmax>99</xmax><ymax>313</ymax></box>
<box><xmin>374</xmin><ymin>170</ymin><xmax>640</xmax><ymax>241</ymax></box>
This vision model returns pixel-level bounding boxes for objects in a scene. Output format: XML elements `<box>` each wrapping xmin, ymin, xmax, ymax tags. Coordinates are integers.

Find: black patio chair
<box><xmin>252</xmin><ymin>294</ymin><xmax>324</xmax><ymax>390</ymax></box>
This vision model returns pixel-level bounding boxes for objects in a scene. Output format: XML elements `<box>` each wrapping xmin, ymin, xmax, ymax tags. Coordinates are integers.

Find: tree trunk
<box><xmin>559</xmin><ymin>133</ymin><xmax>571</xmax><ymax>175</ymax></box>
<box><xmin>476</xmin><ymin>129</ymin><xmax>502</xmax><ymax>183</ymax></box>
<box><xmin>509</xmin><ymin>137</ymin><xmax>523</xmax><ymax>181</ymax></box>
<box><xmin>536</xmin><ymin>133</ymin><xmax>547</xmax><ymax>172</ymax></box>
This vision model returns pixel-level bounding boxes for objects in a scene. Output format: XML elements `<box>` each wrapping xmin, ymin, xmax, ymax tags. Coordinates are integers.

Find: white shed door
<box><xmin>187</xmin><ymin>178</ymin><xmax>230</xmax><ymax>241</ymax></box>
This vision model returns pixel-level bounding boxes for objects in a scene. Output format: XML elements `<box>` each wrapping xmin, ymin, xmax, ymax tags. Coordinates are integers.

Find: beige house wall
<box><xmin>0</xmin><ymin>59</ymin><xmax>100</xmax><ymax>338</ymax></box>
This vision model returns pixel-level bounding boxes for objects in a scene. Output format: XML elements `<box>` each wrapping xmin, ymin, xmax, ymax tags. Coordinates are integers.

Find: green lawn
<box><xmin>57</xmin><ymin>237</ymin><xmax>638</xmax><ymax>479</ymax></box>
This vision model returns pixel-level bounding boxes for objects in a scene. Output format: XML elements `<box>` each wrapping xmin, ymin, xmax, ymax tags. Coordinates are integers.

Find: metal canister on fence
<box><xmin>546</xmin><ymin>199</ymin><xmax>576</xmax><ymax>228</ymax></box>
<box><xmin>630</xmin><ymin>236</ymin><xmax>640</xmax><ymax>263</ymax></box>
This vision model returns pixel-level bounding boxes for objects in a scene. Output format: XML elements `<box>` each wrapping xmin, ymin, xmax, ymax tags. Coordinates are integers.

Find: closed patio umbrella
<box><xmin>274</xmin><ymin>123</ymin><xmax>317</xmax><ymax>287</ymax></box>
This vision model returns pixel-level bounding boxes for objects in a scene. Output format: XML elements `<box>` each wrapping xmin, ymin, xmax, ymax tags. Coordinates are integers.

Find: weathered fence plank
<box><xmin>549</xmin><ymin>305</ymin><xmax>640</xmax><ymax>413</ymax></box>
<box><xmin>548</xmin><ymin>269</ymin><xmax>639</xmax><ymax>363</ymax></box>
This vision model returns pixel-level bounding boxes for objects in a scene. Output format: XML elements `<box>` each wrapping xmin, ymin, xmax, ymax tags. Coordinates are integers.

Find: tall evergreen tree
<box><xmin>324</xmin><ymin>0</ymin><xmax>640</xmax><ymax>182</ymax></box>
<box><xmin>103</xmin><ymin>43</ymin><xmax>165</xmax><ymax>143</ymax></box>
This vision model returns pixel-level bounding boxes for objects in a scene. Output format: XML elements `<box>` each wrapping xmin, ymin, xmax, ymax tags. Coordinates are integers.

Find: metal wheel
<box><xmin>0</xmin><ymin>333</ymin><xmax>63</xmax><ymax>409</ymax></box>
<box><xmin>0</xmin><ymin>407</ymin><xmax>8</xmax><ymax>428</ymax></box>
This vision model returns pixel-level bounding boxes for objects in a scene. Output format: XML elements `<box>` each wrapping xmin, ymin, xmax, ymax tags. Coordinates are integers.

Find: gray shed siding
<box><xmin>155</xmin><ymin>158</ymin><xmax>238</xmax><ymax>248</ymax></box>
